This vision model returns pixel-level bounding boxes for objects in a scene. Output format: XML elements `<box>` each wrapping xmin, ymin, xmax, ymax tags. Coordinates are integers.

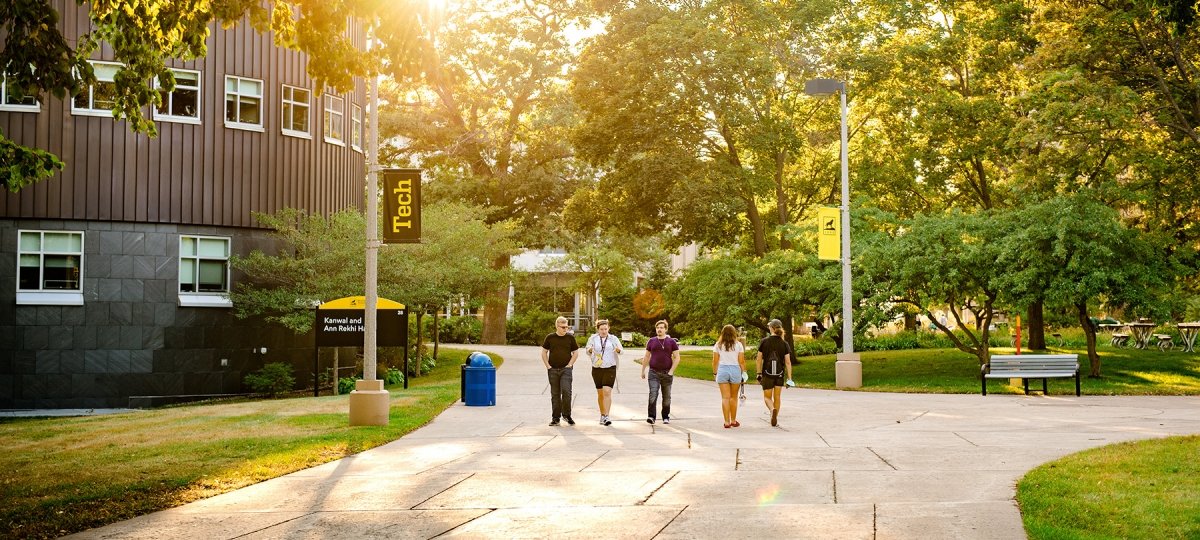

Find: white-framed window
<box><xmin>224</xmin><ymin>75</ymin><xmax>264</xmax><ymax>131</ymax></box>
<box><xmin>178</xmin><ymin>235</ymin><xmax>232</xmax><ymax>307</ymax></box>
<box><xmin>323</xmin><ymin>94</ymin><xmax>345</xmax><ymax>145</ymax></box>
<box><xmin>281</xmin><ymin>85</ymin><xmax>312</xmax><ymax>138</ymax></box>
<box><xmin>154</xmin><ymin>68</ymin><xmax>201</xmax><ymax>124</ymax></box>
<box><xmin>16</xmin><ymin>230</ymin><xmax>84</xmax><ymax>306</ymax></box>
<box><xmin>1</xmin><ymin>72</ymin><xmax>39</xmax><ymax>111</ymax></box>
<box><xmin>72</xmin><ymin>61</ymin><xmax>122</xmax><ymax>116</ymax></box>
<box><xmin>351</xmin><ymin>103</ymin><xmax>363</xmax><ymax>151</ymax></box>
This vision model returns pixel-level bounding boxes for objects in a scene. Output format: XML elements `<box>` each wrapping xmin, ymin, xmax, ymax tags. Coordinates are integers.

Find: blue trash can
<box><xmin>463</xmin><ymin>352</ymin><xmax>496</xmax><ymax>406</ymax></box>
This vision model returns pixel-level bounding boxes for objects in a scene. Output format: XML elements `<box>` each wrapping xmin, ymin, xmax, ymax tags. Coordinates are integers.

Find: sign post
<box><xmin>315</xmin><ymin>296</ymin><xmax>408</xmax><ymax>425</ymax></box>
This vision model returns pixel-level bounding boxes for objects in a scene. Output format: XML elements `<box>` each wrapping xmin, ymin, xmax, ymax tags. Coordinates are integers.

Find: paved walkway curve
<box><xmin>72</xmin><ymin>345</ymin><xmax>1200</xmax><ymax>539</ymax></box>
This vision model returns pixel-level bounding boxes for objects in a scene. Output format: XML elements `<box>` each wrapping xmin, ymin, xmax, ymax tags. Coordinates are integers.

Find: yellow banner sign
<box><xmin>382</xmin><ymin>169</ymin><xmax>422</xmax><ymax>244</ymax></box>
<box><xmin>319</xmin><ymin>296</ymin><xmax>406</xmax><ymax>310</ymax></box>
<box><xmin>818</xmin><ymin>207</ymin><xmax>840</xmax><ymax>261</ymax></box>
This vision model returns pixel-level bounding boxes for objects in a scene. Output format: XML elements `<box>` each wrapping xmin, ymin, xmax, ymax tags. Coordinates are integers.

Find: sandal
<box><xmin>723</xmin><ymin>423</ymin><xmax>731</xmax><ymax>429</ymax></box>
<box><xmin>731</xmin><ymin>420</ymin><xmax>740</xmax><ymax>427</ymax></box>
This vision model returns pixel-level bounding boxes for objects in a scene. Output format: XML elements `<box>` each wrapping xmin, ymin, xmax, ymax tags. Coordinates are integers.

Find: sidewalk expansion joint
<box><xmin>872</xmin><ymin>503</ymin><xmax>878</xmax><ymax>539</ymax></box>
<box><xmin>868</xmin><ymin>447</ymin><xmax>898</xmax><ymax>470</ymax></box>
<box><xmin>954</xmin><ymin>431</ymin><xmax>980</xmax><ymax>447</ymax></box>
<box><xmin>410</xmin><ymin>472</ymin><xmax>475</xmax><ymax>510</ymax></box>
<box><xmin>230</xmin><ymin>511</ymin><xmax>315</xmax><ymax>539</ymax></box>
<box><xmin>651</xmin><ymin>504</ymin><xmax>688</xmax><ymax>539</ymax></box>
<box><xmin>817</xmin><ymin>432</ymin><xmax>833</xmax><ymax>447</ymax></box>
<box><xmin>734</xmin><ymin>448</ymin><xmax>741</xmax><ymax>470</ymax></box>
<box><xmin>534</xmin><ymin>435</ymin><xmax>556</xmax><ymax>451</ymax></box>
<box><xmin>430</xmin><ymin>508</ymin><xmax>497</xmax><ymax>539</ymax></box>
<box><xmin>580</xmin><ymin>450</ymin><xmax>609</xmax><ymax>472</ymax></box>
<box><xmin>832</xmin><ymin>470</ymin><xmax>838</xmax><ymax>503</ymax></box>
<box><xmin>637</xmin><ymin>471</ymin><xmax>680</xmax><ymax>505</ymax></box>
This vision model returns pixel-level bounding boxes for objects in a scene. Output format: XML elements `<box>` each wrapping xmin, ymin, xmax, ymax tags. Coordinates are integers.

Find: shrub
<box><xmin>437</xmin><ymin>315</ymin><xmax>482</xmax><ymax>344</ymax></box>
<box><xmin>337</xmin><ymin>377</ymin><xmax>356</xmax><ymax>395</ymax></box>
<box><xmin>629</xmin><ymin>332</ymin><xmax>648</xmax><ymax>347</ymax></box>
<box><xmin>406</xmin><ymin>354</ymin><xmax>436</xmax><ymax>377</ymax></box>
<box><xmin>385</xmin><ymin>367</ymin><xmax>405</xmax><ymax>386</ymax></box>
<box><xmin>243</xmin><ymin>362</ymin><xmax>296</xmax><ymax>397</ymax></box>
<box><xmin>793</xmin><ymin>339</ymin><xmax>838</xmax><ymax>357</ymax></box>
<box><xmin>506</xmin><ymin>310</ymin><xmax>559</xmax><ymax>345</ymax></box>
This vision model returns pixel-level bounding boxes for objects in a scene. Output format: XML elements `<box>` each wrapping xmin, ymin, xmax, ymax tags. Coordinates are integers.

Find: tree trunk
<box><xmin>414</xmin><ymin>311</ymin><xmax>425</xmax><ymax>377</ymax></box>
<box><xmin>775</xmin><ymin>151</ymin><xmax>791</xmax><ymax>250</ymax></box>
<box><xmin>1077</xmin><ymin>301</ymin><xmax>1102</xmax><ymax>377</ymax></box>
<box><xmin>745</xmin><ymin>197</ymin><xmax>767</xmax><ymax>257</ymax></box>
<box><xmin>784</xmin><ymin>314</ymin><xmax>795</xmax><ymax>360</ymax></box>
<box><xmin>904</xmin><ymin>311</ymin><xmax>917</xmax><ymax>332</ymax></box>
<box><xmin>481</xmin><ymin>255</ymin><xmax>510</xmax><ymax>344</ymax></box>
<box><xmin>332</xmin><ymin>348</ymin><xmax>339</xmax><ymax>395</ymax></box>
<box><xmin>433</xmin><ymin>314</ymin><xmax>440</xmax><ymax>360</ymax></box>
<box><xmin>828</xmin><ymin>313</ymin><xmax>844</xmax><ymax>350</ymax></box>
<box><xmin>1026</xmin><ymin>299</ymin><xmax>1046</xmax><ymax>350</ymax></box>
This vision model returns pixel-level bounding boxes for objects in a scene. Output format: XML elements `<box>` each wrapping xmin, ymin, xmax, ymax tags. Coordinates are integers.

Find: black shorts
<box><xmin>760</xmin><ymin>374</ymin><xmax>786</xmax><ymax>390</ymax></box>
<box><xmin>592</xmin><ymin>366</ymin><xmax>617</xmax><ymax>389</ymax></box>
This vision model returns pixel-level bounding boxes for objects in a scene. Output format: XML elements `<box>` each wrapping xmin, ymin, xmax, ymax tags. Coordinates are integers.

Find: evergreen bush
<box><xmin>243</xmin><ymin>363</ymin><xmax>296</xmax><ymax>397</ymax></box>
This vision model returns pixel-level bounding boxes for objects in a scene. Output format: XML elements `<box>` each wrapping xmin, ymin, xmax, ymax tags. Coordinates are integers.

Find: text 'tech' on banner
<box><xmin>383</xmin><ymin>169</ymin><xmax>422</xmax><ymax>244</ymax></box>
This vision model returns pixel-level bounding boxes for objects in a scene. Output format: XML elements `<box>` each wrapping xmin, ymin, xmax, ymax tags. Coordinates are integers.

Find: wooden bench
<box><xmin>1110</xmin><ymin>333</ymin><xmax>1129</xmax><ymax>347</ymax></box>
<box><xmin>1154</xmin><ymin>334</ymin><xmax>1173</xmax><ymax>351</ymax></box>
<box><xmin>982</xmin><ymin>354</ymin><xmax>1080</xmax><ymax>396</ymax></box>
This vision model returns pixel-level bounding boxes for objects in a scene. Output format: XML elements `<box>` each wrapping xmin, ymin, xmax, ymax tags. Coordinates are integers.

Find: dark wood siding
<box><xmin>0</xmin><ymin>2</ymin><xmax>367</xmax><ymax>228</ymax></box>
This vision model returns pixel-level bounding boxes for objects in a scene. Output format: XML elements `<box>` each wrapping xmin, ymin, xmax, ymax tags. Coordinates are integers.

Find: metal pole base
<box><xmin>835</xmin><ymin>353</ymin><xmax>862</xmax><ymax>389</ymax></box>
<box><xmin>348</xmin><ymin>379</ymin><xmax>390</xmax><ymax>426</ymax></box>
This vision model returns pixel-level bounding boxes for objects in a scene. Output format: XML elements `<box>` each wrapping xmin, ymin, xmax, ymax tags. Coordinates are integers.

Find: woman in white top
<box><xmin>711</xmin><ymin>324</ymin><xmax>746</xmax><ymax>428</ymax></box>
<box><xmin>586</xmin><ymin>319</ymin><xmax>622</xmax><ymax>426</ymax></box>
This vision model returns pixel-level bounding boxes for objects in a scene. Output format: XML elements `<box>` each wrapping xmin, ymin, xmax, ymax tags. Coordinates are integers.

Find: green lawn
<box><xmin>675</xmin><ymin>345</ymin><xmax>1200</xmax><ymax>395</ymax></box>
<box><xmin>1017</xmin><ymin>435</ymin><xmax>1200</xmax><ymax>539</ymax></box>
<box><xmin>0</xmin><ymin>348</ymin><xmax>497</xmax><ymax>540</ymax></box>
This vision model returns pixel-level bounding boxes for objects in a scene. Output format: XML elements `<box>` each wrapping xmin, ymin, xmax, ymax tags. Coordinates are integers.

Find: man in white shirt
<box><xmin>586</xmin><ymin>319</ymin><xmax>622</xmax><ymax>426</ymax></box>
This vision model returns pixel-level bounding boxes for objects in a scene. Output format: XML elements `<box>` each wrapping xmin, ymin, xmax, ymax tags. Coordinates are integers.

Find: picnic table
<box><xmin>1124</xmin><ymin>322</ymin><xmax>1157</xmax><ymax>350</ymax></box>
<box><xmin>1178</xmin><ymin>322</ymin><xmax>1200</xmax><ymax>353</ymax></box>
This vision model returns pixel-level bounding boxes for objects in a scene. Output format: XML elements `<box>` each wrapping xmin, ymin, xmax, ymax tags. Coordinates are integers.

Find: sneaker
<box><xmin>646</xmin><ymin>417</ymin><xmax>654</xmax><ymax>424</ymax></box>
<box><xmin>549</xmin><ymin>419</ymin><xmax>560</xmax><ymax>426</ymax></box>
<box><xmin>770</xmin><ymin>408</ymin><xmax>779</xmax><ymax>427</ymax></box>
<box><xmin>603</xmin><ymin>416</ymin><xmax>612</xmax><ymax>426</ymax></box>
<box><xmin>663</xmin><ymin>418</ymin><xmax>670</xmax><ymax>424</ymax></box>
<box><xmin>565</xmin><ymin>416</ymin><xmax>575</xmax><ymax>425</ymax></box>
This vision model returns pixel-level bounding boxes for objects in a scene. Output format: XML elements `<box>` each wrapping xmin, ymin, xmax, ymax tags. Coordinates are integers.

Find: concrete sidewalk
<box><xmin>72</xmin><ymin>345</ymin><xmax>1200</xmax><ymax>539</ymax></box>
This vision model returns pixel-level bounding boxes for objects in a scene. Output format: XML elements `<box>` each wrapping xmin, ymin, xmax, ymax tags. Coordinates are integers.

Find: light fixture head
<box><xmin>804</xmin><ymin>78</ymin><xmax>846</xmax><ymax>97</ymax></box>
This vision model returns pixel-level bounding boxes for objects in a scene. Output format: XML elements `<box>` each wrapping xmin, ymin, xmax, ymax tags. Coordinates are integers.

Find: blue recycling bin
<box><xmin>463</xmin><ymin>352</ymin><xmax>496</xmax><ymax>406</ymax></box>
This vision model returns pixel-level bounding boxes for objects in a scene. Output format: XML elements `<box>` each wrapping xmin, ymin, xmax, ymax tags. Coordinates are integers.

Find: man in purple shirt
<box><xmin>640</xmin><ymin>319</ymin><xmax>680</xmax><ymax>424</ymax></box>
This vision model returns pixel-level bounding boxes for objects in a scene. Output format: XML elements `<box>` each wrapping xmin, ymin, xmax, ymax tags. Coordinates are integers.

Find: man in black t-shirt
<box><xmin>756</xmin><ymin>319</ymin><xmax>793</xmax><ymax>427</ymax></box>
<box><xmin>541</xmin><ymin>316</ymin><xmax>580</xmax><ymax>426</ymax></box>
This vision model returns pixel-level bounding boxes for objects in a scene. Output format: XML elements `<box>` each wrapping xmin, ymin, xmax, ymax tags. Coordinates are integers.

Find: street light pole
<box><xmin>349</xmin><ymin>24</ymin><xmax>390</xmax><ymax>425</ymax></box>
<box><xmin>805</xmin><ymin>78</ymin><xmax>861</xmax><ymax>388</ymax></box>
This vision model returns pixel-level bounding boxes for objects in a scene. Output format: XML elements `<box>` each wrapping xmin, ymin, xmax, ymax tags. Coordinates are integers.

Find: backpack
<box><xmin>763</xmin><ymin>340</ymin><xmax>786</xmax><ymax>377</ymax></box>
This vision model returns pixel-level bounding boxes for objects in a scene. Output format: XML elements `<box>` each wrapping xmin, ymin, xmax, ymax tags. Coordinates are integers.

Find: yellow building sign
<box><xmin>818</xmin><ymin>207</ymin><xmax>840</xmax><ymax>261</ymax></box>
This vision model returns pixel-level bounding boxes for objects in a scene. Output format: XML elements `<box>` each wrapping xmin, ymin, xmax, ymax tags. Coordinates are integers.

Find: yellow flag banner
<box><xmin>818</xmin><ymin>207</ymin><xmax>840</xmax><ymax>261</ymax></box>
<box><xmin>382</xmin><ymin>169</ymin><xmax>422</xmax><ymax>244</ymax></box>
